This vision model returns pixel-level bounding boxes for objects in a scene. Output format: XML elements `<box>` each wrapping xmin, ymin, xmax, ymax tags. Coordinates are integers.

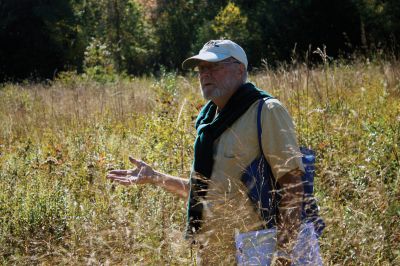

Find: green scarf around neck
<box><xmin>187</xmin><ymin>82</ymin><xmax>273</xmax><ymax>235</ymax></box>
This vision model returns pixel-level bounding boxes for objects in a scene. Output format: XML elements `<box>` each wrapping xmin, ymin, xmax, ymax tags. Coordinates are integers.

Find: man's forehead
<box><xmin>197</xmin><ymin>61</ymin><xmax>217</xmax><ymax>67</ymax></box>
<box><xmin>197</xmin><ymin>58</ymin><xmax>233</xmax><ymax>66</ymax></box>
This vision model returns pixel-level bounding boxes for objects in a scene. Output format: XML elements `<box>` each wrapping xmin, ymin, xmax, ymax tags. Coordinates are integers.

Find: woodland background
<box><xmin>1</xmin><ymin>0</ymin><xmax>400</xmax><ymax>81</ymax></box>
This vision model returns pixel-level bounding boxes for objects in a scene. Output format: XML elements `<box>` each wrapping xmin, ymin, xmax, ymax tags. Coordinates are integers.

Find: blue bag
<box><xmin>235</xmin><ymin>222</ymin><xmax>323</xmax><ymax>265</ymax></box>
<box><xmin>240</xmin><ymin>98</ymin><xmax>325</xmax><ymax>236</ymax></box>
<box><xmin>237</xmin><ymin>98</ymin><xmax>325</xmax><ymax>265</ymax></box>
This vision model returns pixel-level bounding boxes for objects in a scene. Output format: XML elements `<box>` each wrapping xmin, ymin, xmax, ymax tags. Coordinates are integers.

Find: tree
<box><xmin>211</xmin><ymin>2</ymin><xmax>249</xmax><ymax>45</ymax></box>
<box><xmin>153</xmin><ymin>0</ymin><xmax>208</xmax><ymax>70</ymax></box>
<box><xmin>75</xmin><ymin>0</ymin><xmax>155</xmax><ymax>75</ymax></box>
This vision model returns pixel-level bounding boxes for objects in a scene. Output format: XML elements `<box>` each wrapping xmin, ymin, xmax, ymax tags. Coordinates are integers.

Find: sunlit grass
<box><xmin>0</xmin><ymin>61</ymin><xmax>399</xmax><ymax>264</ymax></box>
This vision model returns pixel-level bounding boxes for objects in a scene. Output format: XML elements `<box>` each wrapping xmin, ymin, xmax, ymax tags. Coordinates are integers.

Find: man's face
<box><xmin>197</xmin><ymin>58</ymin><xmax>243</xmax><ymax>101</ymax></box>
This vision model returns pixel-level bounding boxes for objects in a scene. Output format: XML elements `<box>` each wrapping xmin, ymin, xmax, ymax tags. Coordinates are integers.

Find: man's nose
<box><xmin>199</xmin><ymin>72</ymin><xmax>211</xmax><ymax>83</ymax></box>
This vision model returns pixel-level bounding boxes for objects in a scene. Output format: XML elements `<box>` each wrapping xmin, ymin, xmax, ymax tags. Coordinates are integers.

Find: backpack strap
<box><xmin>257</xmin><ymin>98</ymin><xmax>265</xmax><ymax>155</ymax></box>
<box><xmin>256</xmin><ymin>97</ymin><xmax>272</xmax><ymax>157</ymax></box>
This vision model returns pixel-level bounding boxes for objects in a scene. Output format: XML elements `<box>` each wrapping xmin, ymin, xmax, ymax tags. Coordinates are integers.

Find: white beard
<box><xmin>200</xmin><ymin>77</ymin><xmax>238</xmax><ymax>101</ymax></box>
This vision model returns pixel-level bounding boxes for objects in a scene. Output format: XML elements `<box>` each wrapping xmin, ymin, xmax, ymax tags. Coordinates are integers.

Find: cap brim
<box><xmin>182</xmin><ymin>52</ymin><xmax>230</xmax><ymax>69</ymax></box>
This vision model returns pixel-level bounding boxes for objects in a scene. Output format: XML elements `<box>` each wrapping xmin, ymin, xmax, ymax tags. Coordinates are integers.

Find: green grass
<box><xmin>0</xmin><ymin>61</ymin><xmax>399</xmax><ymax>265</ymax></box>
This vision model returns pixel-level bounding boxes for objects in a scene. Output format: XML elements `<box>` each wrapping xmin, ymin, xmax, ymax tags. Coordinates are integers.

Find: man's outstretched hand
<box><xmin>106</xmin><ymin>156</ymin><xmax>189</xmax><ymax>198</ymax></box>
<box><xmin>106</xmin><ymin>156</ymin><xmax>156</xmax><ymax>186</ymax></box>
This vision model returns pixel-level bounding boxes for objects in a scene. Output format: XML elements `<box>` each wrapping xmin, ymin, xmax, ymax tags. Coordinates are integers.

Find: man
<box><xmin>107</xmin><ymin>40</ymin><xmax>306</xmax><ymax>265</ymax></box>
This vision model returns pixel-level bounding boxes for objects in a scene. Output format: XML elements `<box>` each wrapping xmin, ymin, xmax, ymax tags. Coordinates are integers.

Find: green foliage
<box><xmin>153</xmin><ymin>0</ymin><xmax>207</xmax><ymax>70</ymax></box>
<box><xmin>2</xmin><ymin>0</ymin><xmax>400</xmax><ymax>81</ymax></box>
<box><xmin>76</xmin><ymin>0</ymin><xmax>155</xmax><ymax>75</ymax></box>
<box><xmin>83</xmin><ymin>37</ymin><xmax>117</xmax><ymax>82</ymax></box>
<box><xmin>211</xmin><ymin>2</ymin><xmax>249</xmax><ymax>44</ymax></box>
<box><xmin>194</xmin><ymin>2</ymin><xmax>250</xmax><ymax>54</ymax></box>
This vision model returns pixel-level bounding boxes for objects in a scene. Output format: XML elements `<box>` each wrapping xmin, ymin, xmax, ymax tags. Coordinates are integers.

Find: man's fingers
<box><xmin>108</xmin><ymin>170</ymin><xmax>128</xmax><ymax>175</ymax></box>
<box><xmin>107</xmin><ymin>174</ymin><xmax>138</xmax><ymax>183</ymax></box>
<box><xmin>109</xmin><ymin>178</ymin><xmax>133</xmax><ymax>186</ymax></box>
<box><xmin>106</xmin><ymin>174</ymin><xmax>124</xmax><ymax>180</ymax></box>
<box><xmin>106</xmin><ymin>157</ymin><xmax>148</xmax><ymax>185</ymax></box>
<box><xmin>117</xmin><ymin>180</ymin><xmax>134</xmax><ymax>186</ymax></box>
<box><xmin>107</xmin><ymin>173</ymin><xmax>132</xmax><ymax>180</ymax></box>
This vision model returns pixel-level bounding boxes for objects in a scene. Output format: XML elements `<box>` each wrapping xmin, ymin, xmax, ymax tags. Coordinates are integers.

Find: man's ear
<box><xmin>237</xmin><ymin>63</ymin><xmax>246</xmax><ymax>79</ymax></box>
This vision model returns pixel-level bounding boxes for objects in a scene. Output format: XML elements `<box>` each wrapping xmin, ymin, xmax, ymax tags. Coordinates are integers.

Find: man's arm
<box><xmin>152</xmin><ymin>171</ymin><xmax>189</xmax><ymax>198</ymax></box>
<box><xmin>274</xmin><ymin>168</ymin><xmax>304</xmax><ymax>265</ymax></box>
<box><xmin>106</xmin><ymin>156</ymin><xmax>189</xmax><ymax>199</ymax></box>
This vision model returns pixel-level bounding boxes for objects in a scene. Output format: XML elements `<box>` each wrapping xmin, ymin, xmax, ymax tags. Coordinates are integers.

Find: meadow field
<box><xmin>0</xmin><ymin>61</ymin><xmax>399</xmax><ymax>265</ymax></box>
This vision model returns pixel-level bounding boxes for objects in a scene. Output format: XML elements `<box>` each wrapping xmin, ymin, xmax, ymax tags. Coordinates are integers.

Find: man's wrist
<box><xmin>151</xmin><ymin>170</ymin><xmax>162</xmax><ymax>185</ymax></box>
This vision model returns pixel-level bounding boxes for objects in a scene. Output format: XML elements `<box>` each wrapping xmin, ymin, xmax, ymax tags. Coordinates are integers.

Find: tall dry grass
<box><xmin>0</xmin><ymin>61</ymin><xmax>399</xmax><ymax>265</ymax></box>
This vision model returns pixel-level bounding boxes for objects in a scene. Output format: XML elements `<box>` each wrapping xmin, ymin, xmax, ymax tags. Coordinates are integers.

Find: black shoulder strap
<box><xmin>256</xmin><ymin>97</ymin><xmax>273</xmax><ymax>157</ymax></box>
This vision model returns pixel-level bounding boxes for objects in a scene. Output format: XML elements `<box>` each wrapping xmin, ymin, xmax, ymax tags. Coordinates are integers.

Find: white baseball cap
<box><xmin>182</xmin><ymin>40</ymin><xmax>248</xmax><ymax>69</ymax></box>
